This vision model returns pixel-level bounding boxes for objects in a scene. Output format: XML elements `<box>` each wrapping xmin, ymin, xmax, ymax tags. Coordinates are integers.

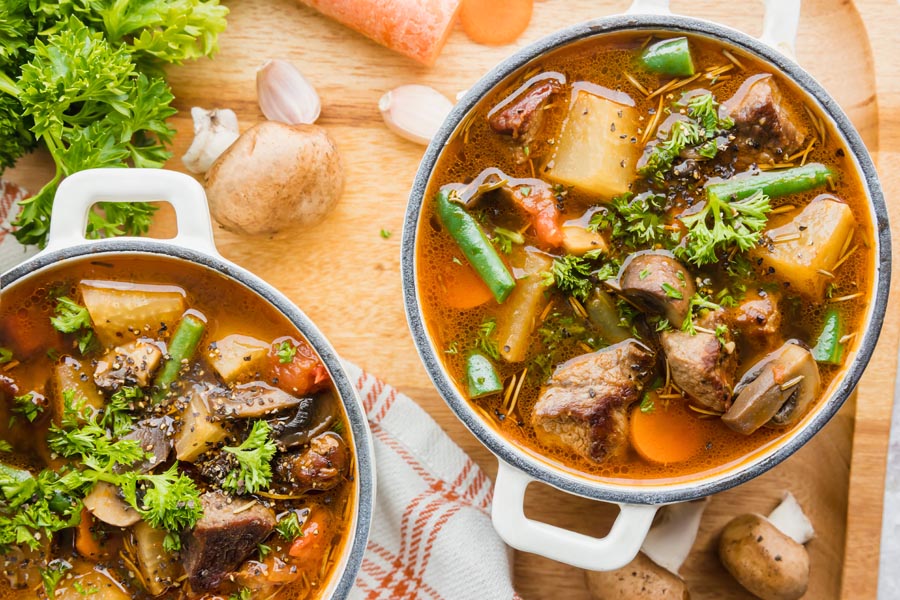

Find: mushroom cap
<box><xmin>719</xmin><ymin>513</ymin><xmax>809</xmax><ymax>600</ymax></box>
<box><xmin>585</xmin><ymin>551</ymin><xmax>689</xmax><ymax>600</ymax></box>
<box><xmin>722</xmin><ymin>341</ymin><xmax>820</xmax><ymax>435</ymax></box>
<box><xmin>618</xmin><ymin>251</ymin><xmax>695</xmax><ymax>326</ymax></box>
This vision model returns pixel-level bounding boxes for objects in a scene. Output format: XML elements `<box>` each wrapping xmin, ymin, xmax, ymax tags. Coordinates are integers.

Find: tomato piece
<box><xmin>267</xmin><ymin>337</ymin><xmax>330</xmax><ymax>395</ymax></box>
<box><xmin>288</xmin><ymin>508</ymin><xmax>333</xmax><ymax>563</ymax></box>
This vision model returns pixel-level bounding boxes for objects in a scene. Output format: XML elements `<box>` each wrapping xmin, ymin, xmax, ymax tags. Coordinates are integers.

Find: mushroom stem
<box><xmin>767</xmin><ymin>491</ymin><xmax>815</xmax><ymax>544</ymax></box>
<box><xmin>181</xmin><ymin>107</ymin><xmax>240</xmax><ymax>175</ymax></box>
<box><xmin>642</xmin><ymin>497</ymin><xmax>710</xmax><ymax>574</ymax></box>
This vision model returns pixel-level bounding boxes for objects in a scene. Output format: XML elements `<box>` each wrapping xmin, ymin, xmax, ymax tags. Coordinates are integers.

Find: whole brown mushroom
<box><xmin>719</xmin><ymin>492</ymin><xmax>815</xmax><ymax>600</ymax></box>
<box><xmin>205</xmin><ymin>121</ymin><xmax>344</xmax><ymax>235</ymax></box>
<box><xmin>585</xmin><ymin>499</ymin><xmax>708</xmax><ymax>600</ymax></box>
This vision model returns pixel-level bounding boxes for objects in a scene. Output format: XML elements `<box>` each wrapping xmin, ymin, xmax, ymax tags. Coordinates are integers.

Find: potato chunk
<box><xmin>208</xmin><ymin>334</ymin><xmax>270</xmax><ymax>383</ymax></box>
<box><xmin>50</xmin><ymin>357</ymin><xmax>105</xmax><ymax>424</ymax></box>
<box><xmin>79</xmin><ymin>281</ymin><xmax>186</xmax><ymax>347</ymax></box>
<box><xmin>175</xmin><ymin>388</ymin><xmax>227</xmax><ymax>462</ymax></box>
<box><xmin>133</xmin><ymin>521</ymin><xmax>181</xmax><ymax>594</ymax></box>
<box><xmin>754</xmin><ymin>197</ymin><xmax>856</xmax><ymax>298</ymax></box>
<box><xmin>544</xmin><ymin>90</ymin><xmax>639</xmax><ymax>198</ymax></box>
<box><xmin>497</xmin><ymin>250</ymin><xmax>553</xmax><ymax>362</ymax></box>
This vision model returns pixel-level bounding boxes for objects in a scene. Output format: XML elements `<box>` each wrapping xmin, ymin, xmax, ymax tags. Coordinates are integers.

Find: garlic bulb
<box><xmin>257</xmin><ymin>59</ymin><xmax>321</xmax><ymax>125</ymax></box>
<box><xmin>181</xmin><ymin>107</ymin><xmax>240</xmax><ymax>174</ymax></box>
<box><xmin>379</xmin><ymin>85</ymin><xmax>453</xmax><ymax>146</ymax></box>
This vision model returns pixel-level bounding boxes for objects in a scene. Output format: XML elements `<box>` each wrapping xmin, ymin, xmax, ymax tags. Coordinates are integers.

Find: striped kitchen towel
<box><xmin>345</xmin><ymin>362</ymin><xmax>519</xmax><ymax>600</ymax></box>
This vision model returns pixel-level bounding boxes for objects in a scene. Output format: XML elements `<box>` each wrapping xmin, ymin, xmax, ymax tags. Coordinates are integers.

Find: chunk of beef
<box><xmin>532</xmin><ymin>341</ymin><xmax>655</xmax><ymax>462</ymax></box>
<box><xmin>725</xmin><ymin>74</ymin><xmax>806</xmax><ymax>158</ymax></box>
<box><xmin>488</xmin><ymin>78</ymin><xmax>561</xmax><ymax>142</ymax></box>
<box><xmin>93</xmin><ymin>340</ymin><xmax>162</xmax><ymax>391</ymax></box>
<box><xmin>660</xmin><ymin>310</ymin><xmax>737</xmax><ymax>412</ymax></box>
<box><xmin>619</xmin><ymin>252</ymin><xmax>696</xmax><ymax>326</ymax></box>
<box><xmin>182</xmin><ymin>491</ymin><xmax>276</xmax><ymax>592</ymax></box>
<box><xmin>274</xmin><ymin>432</ymin><xmax>348</xmax><ymax>491</ymax></box>
<box><xmin>732</xmin><ymin>293</ymin><xmax>782</xmax><ymax>345</ymax></box>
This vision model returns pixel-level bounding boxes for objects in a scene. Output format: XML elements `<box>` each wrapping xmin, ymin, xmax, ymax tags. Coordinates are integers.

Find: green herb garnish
<box><xmin>222</xmin><ymin>420</ymin><xmax>277</xmax><ymax>495</ymax></box>
<box><xmin>276</xmin><ymin>341</ymin><xmax>296</xmax><ymax>364</ymax></box>
<box><xmin>275</xmin><ymin>511</ymin><xmax>302</xmax><ymax>541</ymax></box>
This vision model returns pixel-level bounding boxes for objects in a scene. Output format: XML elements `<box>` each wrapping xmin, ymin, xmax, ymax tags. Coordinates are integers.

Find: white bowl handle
<box><xmin>43</xmin><ymin>168</ymin><xmax>218</xmax><ymax>256</ymax></box>
<box><xmin>491</xmin><ymin>461</ymin><xmax>658</xmax><ymax>570</ymax></box>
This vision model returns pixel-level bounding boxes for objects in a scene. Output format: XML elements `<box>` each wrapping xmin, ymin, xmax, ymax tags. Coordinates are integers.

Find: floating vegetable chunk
<box><xmin>79</xmin><ymin>281</ymin><xmax>186</xmax><ymax>347</ymax></box>
<box><xmin>640</xmin><ymin>37</ymin><xmax>695</xmax><ymax>76</ymax></box>
<box><xmin>754</xmin><ymin>195</ymin><xmax>857</xmax><ymax>297</ymax></box>
<box><xmin>496</xmin><ymin>250</ymin><xmax>553</xmax><ymax>362</ymax></box>
<box><xmin>544</xmin><ymin>90</ymin><xmax>639</xmax><ymax>198</ymax></box>
<box><xmin>435</xmin><ymin>189</ymin><xmax>516</xmax><ymax>303</ymax></box>
<box><xmin>209</xmin><ymin>334</ymin><xmax>271</xmax><ymax>383</ymax></box>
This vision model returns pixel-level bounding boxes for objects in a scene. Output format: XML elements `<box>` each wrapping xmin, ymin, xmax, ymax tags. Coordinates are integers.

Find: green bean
<box><xmin>812</xmin><ymin>307</ymin><xmax>844</xmax><ymax>365</ymax></box>
<box><xmin>152</xmin><ymin>313</ymin><xmax>206</xmax><ymax>402</ymax></box>
<box><xmin>435</xmin><ymin>189</ymin><xmax>516</xmax><ymax>303</ymax></box>
<box><xmin>640</xmin><ymin>37</ymin><xmax>695</xmax><ymax>77</ymax></box>
<box><xmin>466</xmin><ymin>352</ymin><xmax>503</xmax><ymax>399</ymax></box>
<box><xmin>706</xmin><ymin>163</ymin><xmax>834</xmax><ymax>204</ymax></box>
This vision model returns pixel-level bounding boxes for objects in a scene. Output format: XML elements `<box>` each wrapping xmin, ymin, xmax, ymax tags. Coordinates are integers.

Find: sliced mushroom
<box><xmin>270</xmin><ymin>396</ymin><xmax>335</xmax><ymax>450</ymax></box>
<box><xmin>722</xmin><ymin>341</ymin><xmax>820</xmax><ymax>435</ymax></box>
<box><xmin>119</xmin><ymin>419</ymin><xmax>173</xmax><ymax>473</ymax></box>
<box><xmin>618</xmin><ymin>251</ymin><xmax>695</xmax><ymax>325</ymax></box>
<box><xmin>209</xmin><ymin>382</ymin><xmax>303</xmax><ymax>418</ymax></box>
<box><xmin>83</xmin><ymin>482</ymin><xmax>141</xmax><ymax>527</ymax></box>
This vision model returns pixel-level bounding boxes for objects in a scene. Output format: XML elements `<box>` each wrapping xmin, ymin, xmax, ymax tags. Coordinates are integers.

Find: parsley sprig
<box><xmin>675</xmin><ymin>190</ymin><xmax>771</xmax><ymax>266</ymax></box>
<box><xmin>0</xmin><ymin>391</ymin><xmax>204</xmax><ymax>552</ymax></box>
<box><xmin>542</xmin><ymin>254</ymin><xmax>618</xmax><ymax>302</ymax></box>
<box><xmin>222</xmin><ymin>420</ymin><xmax>277</xmax><ymax>495</ymax></box>
<box><xmin>50</xmin><ymin>296</ymin><xmax>97</xmax><ymax>354</ymax></box>
<box><xmin>589</xmin><ymin>192</ymin><xmax>672</xmax><ymax>250</ymax></box>
<box><xmin>0</xmin><ymin>2</ymin><xmax>228</xmax><ymax>248</ymax></box>
<box><xmin>640</xmin><ymin>92</ymin><xmax>734</xmax><ymax>183</ymax></box>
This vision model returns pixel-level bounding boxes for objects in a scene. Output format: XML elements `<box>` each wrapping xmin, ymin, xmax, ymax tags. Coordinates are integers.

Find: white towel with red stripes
<box><xmin>345</xmin><ymin>363</ymin><xmax>519</xmax><ymax>600</ymax></box>
<box><xmin>0</xmin><ymin>181</ymin><xmax>519</xmax><ymax>600</ymax></box>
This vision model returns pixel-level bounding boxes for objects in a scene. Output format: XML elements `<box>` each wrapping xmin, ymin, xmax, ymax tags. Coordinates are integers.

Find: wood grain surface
<box><xmin>6</xmin><ymin>1</ymin><xmax>899</xmax><ymax>598</ymax></box>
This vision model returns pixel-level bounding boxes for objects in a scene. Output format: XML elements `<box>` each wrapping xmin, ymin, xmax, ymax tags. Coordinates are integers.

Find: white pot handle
<box><xmin>491</xmin><ymin>461</ymin><xmax>658</xmax><ymax>570</ymax></box>
<box><xmin>625</xmin><ymin>0</ymin><xmax>671</xmax><ymax>15</ymax></box>
<box><xmin>759</xmin><ymin>0</ymin><xmax>801</xmax><ymax>59</ymax></box>
<box><xmin>43</xmin><ymin>168</ymin><xmax>218</xmax><ymax>256</ymax></box>
<box><xmin>626</xmin><ymin>0</ymin><xmax>802</xmax><ymax>60</ymax></box>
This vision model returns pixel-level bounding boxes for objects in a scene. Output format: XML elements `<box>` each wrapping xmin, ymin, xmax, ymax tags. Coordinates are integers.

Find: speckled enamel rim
<box><xmin>402</xmin><ymin>14</ymin><xmax>891</xmax><ymax>505</ymax></box>
<box><xmin>1</xmin><ymin>240</ymin><xmax>374</xmax><ymax>600</ymax></box>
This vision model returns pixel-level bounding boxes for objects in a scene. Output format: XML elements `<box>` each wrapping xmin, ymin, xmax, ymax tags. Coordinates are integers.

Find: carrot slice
<box><xmin>75</xmin><ymin>508</ymin><xmax>105</xmax><ymax>561</ymax></box>
<box><xmin>460</xmin><ymin>0</ymin><xmax>534</xmax><ymax>46</ymax></box>
<box><xmin>630</xmin><ymin>394</ymin><xmax>706</xmax><ymax>465</ymax></box>
<box><xmin>442</xmin><ymin>258</ymin><xmax>495</xmax><ymax>309</ymax></box>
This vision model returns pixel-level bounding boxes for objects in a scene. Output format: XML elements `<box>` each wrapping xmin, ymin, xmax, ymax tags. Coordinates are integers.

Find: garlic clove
<box><xmin>182</xmin><ymin>107</ymin><xmax>240</xmax><ymax>175</ymax></box>
<box><xmin>379</xmin><ymin>84</ymin><xmax>454</xmax><ymax>146</ymax></box>
<box><xmin>257</xmin><ymin>59</ymin><xmax>321</xmax><ymax>125</ymax></box>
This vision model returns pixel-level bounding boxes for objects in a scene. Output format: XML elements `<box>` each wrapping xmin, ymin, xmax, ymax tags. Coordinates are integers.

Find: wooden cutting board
<box><xmin>7</xmin><ymin>1</ymin><xmax>900</xmax><ymax>598</ymax></box>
